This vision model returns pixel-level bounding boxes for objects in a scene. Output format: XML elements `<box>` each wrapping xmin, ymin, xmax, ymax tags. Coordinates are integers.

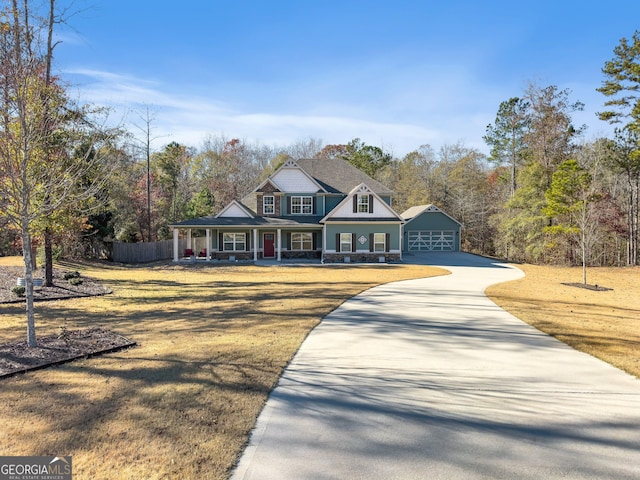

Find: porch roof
<box><xmin>321</xmin><ymin>217</ymin><xmax>404</xmax><ymax>223</ymax></box>
<box><xmin>170</xmin><ymin>215</ymin><xmax>324</xmax><ymax>229</ymax></box>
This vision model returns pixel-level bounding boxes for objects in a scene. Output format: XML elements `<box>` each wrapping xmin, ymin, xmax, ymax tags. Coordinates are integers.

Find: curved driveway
<box><xmin>232</xmin><ymin>253</ymin><xmax>640</xmax><ymax>479</ymax></box>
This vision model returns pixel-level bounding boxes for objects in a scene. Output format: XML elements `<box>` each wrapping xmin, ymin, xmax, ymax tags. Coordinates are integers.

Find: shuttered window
<box><xmin>357</xmin><ymin>195</ymin><xmax>369</xmax><ymax>213</ymax></box>
<box><xmin>353</xmin><ymin>194</ymin><xmax>374</xmax><ymax>213</ymax></box>
<box><xmin>291</xmin><ymin>196</ymin><xmax>313</xmax><ymax>214</ymax></box>
<box><xmin>339</xmin><ymin>233</ymin><xmax>353</xmax><ymax>252</ymax></box>
<box><xmin>291</xmin><ymin>232</ymin><xmax>313</xmax><ymax>250</ymax></box>
<box><xmin>223</xmin><ymin>233</ymin><xmax>246</xmax><ymax>251</ymax></box>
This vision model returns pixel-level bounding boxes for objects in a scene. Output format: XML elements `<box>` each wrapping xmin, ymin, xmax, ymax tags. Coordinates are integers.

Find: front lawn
<box><xmin>0</xmin><ymin>259</ymin><xmax>444</xmax><ymax>480</ymax></box>
<box><xmin>487</xmin><ymin>264</ymin><xmax>640</xmax><ymax>379</ymax></box>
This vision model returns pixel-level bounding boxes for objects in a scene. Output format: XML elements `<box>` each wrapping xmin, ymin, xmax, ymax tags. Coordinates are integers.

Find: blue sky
<box><xmin>54</xmin><ymin>0</ymin><xmax>640</xmax><ymax>156</ymax></box>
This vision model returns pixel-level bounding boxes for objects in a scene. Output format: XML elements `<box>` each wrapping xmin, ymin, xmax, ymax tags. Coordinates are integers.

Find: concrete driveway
<box><xmin>232</xmin><ymin>253</ymin><xmax>640</xmax><ymax>479</ymax></box>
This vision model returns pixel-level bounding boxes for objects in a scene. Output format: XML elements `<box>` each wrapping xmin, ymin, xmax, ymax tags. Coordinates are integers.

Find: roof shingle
<box><xmin>296</xmin><ymin>158</ymin><xmax>394</xmax><ymax>195</ymax></box>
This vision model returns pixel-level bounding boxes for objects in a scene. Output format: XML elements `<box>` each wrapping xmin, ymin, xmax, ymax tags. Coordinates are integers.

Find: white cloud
<box><xmin>65</xmin><ymin>69</ymin><xmax>497</xmax><ymax>156</ymax></box>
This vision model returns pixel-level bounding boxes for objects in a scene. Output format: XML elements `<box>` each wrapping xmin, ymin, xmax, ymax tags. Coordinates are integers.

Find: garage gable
<box><xmin>401</xmin><ymin>205</ymin><xmax>462</xmax><ymax>252</ymax></box>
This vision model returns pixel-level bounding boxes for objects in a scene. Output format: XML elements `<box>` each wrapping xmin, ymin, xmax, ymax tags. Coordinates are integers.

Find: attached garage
<box><xmin>407</xmin><ymin>230</ymin><xmax>456</xmax><ymax>251</ymax></box>
<box><xmin>401</xmin><ymin>205</ymin><xmax>462</xmax><ymax>252</ymax></box>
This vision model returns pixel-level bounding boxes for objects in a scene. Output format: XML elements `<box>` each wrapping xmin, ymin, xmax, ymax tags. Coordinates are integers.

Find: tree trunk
<box><xmin>43</xmin><ymin>0</ymin><xmax>55</xmax><ymax>288</ymax></box>
<box><xmin>21</xmin><ymin>230</ymin><xmax>37</xmax><ymax>347</ymax></box>
<box><xmin>627</xmin><ymin>174</ymin><xmax>639</xmax><ymax>266</ymax></box>
<box><xmin>45</xmin><ymin>228</ymin><xmax>53</xmax><ymax>286</ymax></box>
<box><xmin>631</xmin><ymin>178</ymin><xmax>640</xmax><ymax>265</ymax></box>
<box><xmin>582</xmin><ymin>239</ymin><xmax>587</xmax><ymax>285</ymax></box>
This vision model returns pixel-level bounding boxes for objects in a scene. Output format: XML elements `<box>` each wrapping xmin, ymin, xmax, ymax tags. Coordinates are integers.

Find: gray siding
<box><xmin>403</xmin><ymin>211</ymin><xmax>461</xmax><ymax>251</ymax></box>
<box><xmin>325</xmin><ymin>223</ymin><xmax>401</xmax><ymax>252</ymax></box>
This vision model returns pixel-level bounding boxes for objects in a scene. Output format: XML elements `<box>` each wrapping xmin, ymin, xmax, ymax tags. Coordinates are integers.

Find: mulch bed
<box><xmin>561</xmin><ymin>282</ymin><xmax>613</xmax><ymax>292</ymax></box>
<box><xmin>0</xmin><ymin>327</ymin><xmax>136</xmax><ymax>379</ymax></box>
<box><xmin>0</xmin><ymin>266</ymin><xmax>112</xmax><ymax>304</ymax></box>
<box><xmin>1</xmin><ymin>266</ymin><xmax>130</xmax><ymax>379</ymax></box>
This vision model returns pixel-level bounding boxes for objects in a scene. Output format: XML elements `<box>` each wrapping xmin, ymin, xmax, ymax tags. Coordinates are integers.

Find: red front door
<box><xmin>263</xmin><ymin>233</ymin><xmax>275</xmax><ymax>258</ymax></box>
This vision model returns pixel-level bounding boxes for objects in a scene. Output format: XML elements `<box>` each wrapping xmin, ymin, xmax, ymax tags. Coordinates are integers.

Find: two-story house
<box><xmin>169</xmin><ymin>157</ymin><xmax>461</xmax><ymax>263</ymax></box>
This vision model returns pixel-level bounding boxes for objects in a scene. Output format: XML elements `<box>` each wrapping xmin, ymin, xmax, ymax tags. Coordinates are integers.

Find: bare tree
<box><xmin>130</xmin><ymin>105</ymin><xmax>168</xmax><ymax>241</ymax></box>
<box><xmin>523</xmin><ymin>84</ymin><xmax>585</xmax><ymax>187</ymax></box>
<box><xmin>0</xmin><ymin>0</ymin><xmax>119</xmax><ymax>346</ymax></box>
<box><xmin>196</xmin><ymin>135</ymin><xmax>267</xmax><ymax>213</ymax></box>
<box><xmin>544</xmin><ymin>160</ymin><xmax>603</xmax><ymax>284</ymax></box>
<box><xmin>284</xmin><ymin>136</ymin><xmax>324</xmax><ymax>159</ymax></box>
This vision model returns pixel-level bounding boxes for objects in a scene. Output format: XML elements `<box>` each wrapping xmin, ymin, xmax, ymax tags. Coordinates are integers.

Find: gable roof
<box><xmin>255</xmin><ymin>159</ymin><xmax>326</xmax><ymax>194</ymax></box>
<box><xmin>401</xmin><ymin>204</ymin><xmax>462</xmax><ymax>226</ymax></box>
<box><xmin>215</xmin><ymin>200</ymin><xmax>255</xmax><ymax>218</ymax></box>
<box><xmin>321</xmin><ymin>183</ymin><xmax>403</xmax><ymax>223</ymax></box>
<box><xmin>296</xmin><ymin>157</ymin><xmax>394</xmax><ymax>195</ymax></box>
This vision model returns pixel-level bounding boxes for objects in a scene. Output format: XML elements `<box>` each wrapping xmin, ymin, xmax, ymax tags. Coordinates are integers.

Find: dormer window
<box><xmin>263</xmin><ymin>195</ymin><xmax>274</xmax><ymax>215</ymax></box>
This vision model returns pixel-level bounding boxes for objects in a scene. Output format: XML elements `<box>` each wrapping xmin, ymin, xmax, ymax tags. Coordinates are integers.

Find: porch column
<box><xmin>398</xmin><ymin>224</ymin><xmax>403</xmax><ymax>261</ymax></box>
<box><xmin>253</xmin><ymin>228</ymin><xmax>258</xmax><ymax>261</ymax></box>
<box><xmin>173</xmin><ymin>228</ymin><xmax>179</xmax><ymax>262</ymax></box>
<box><xmin>206</xmin><ymin>229</ymin><xmax>211</xmax><ymax>261</ymax></box>
<box><xmin>277</xmin><ymin>229</ymin><xmax>282</xmax><ymax>262</ymax></box>
<box><xmin>187</xmin><ymin>229</ymin><xmax>192</xmax><ymax>251</ymax></box>
<box><xmin>322</xmin><ymin>226</ymin><xmax>326</xmax><ymax>263</ymax></box>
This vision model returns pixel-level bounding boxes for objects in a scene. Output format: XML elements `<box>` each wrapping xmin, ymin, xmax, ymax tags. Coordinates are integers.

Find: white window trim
<box><xmin>357</xmin><ymin>194</ymin><xmax>369</xmax><ymax>213</ymax></box>
<box><xmin>374</xmin><ymin>233</ymin><xmax>386</xmax><ymax>252</ymax></box>
<box><xmin>291</xmin><ymin>195</ymin><xmax>313</xmax><ymax>214</ymax></box>
<box><xmin>291</xmin><ymin>232</ymin><xmax>313</xmax><ymax>251</ymax></box>
<box><xmin>223</xmin><ymin>232</ymin><xmax>246</xmax><ymax>251</ymax></box>
<box><xmin>263</xmin><ymin>195</ymin><xmax>275</xmax><ymax>215</ymax></box>
<box><xmin>340</xmin><ymin>233</ymin><xmax>352</xmax><ymax>253</ymax></box>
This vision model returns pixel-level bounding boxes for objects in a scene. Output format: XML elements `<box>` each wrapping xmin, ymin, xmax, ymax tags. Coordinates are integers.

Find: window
<box><xmin>340</xmin><ymin>233</ymin><xmax>352</xmax><ymax>253</ymax></box>
<box><xmin>223</xmin><ymin>233</ymin><xmax>246</xmax><ymax>251</ymax></box>
<box><xmin>374</xmin><ymin>233</ymin><xmax>386</xmax><ymax>252</ymax></box>
<box><xmin>263</xmin><ymin>195</ymin><xmax>274</xmax><ymax>215</ymax></box>
<box><xmin>291</xmin><ymin>232</ymin><xmax>313</xmax><ymax>250</ymax></box>
<box><xmin>291</xmin><ymin>196</ymin><xmax>313</xmax><ymax>214</ymax></box>
<box><xmin>357</xmin><ymin>194</ymin><xmax>370</xmax><ymax>213</ymax></box>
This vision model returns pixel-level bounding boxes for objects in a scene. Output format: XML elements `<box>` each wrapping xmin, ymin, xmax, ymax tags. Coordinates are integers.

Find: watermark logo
<box><xmin>0</xmin><ymin>456</ymin><xmax>72</xmax><ymax>480</ymax></box>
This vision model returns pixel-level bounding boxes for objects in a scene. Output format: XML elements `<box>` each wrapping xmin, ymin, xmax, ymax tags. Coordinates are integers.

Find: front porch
<box><xmin>172</xmin><ymin>227</ymin><xmax>322</xmax><ymax>263</ymax></box>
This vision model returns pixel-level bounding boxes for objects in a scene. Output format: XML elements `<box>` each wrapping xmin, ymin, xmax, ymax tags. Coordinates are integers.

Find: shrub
<box><xmin>68</xmin><ymin>277</ymin><xmax>83</xmax><ymax>286</ymax></box>
<box><xmin>58</xmin><ymin>325</ymin><xmax>70</xmax><ymax>342</ymax></box>
<box><xmin>63</xmin><ymin>271</ymin><xmax>81</xmax><ymax>280</ymax></box>
<box><xmin>11</xmin><ymin>285</ymin><xmax>25</xmax><ymax>297</ymax></box>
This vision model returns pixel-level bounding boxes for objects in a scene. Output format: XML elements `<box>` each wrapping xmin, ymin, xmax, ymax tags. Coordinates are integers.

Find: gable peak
<box><xmin>282</xmin><ymin>159</ymin><xmax>300</xmax><ymax>168</ymax></box>
<box><xmin>350</xmin><ymin>183</ymin><xmax>374</xmax><ymax>195</ymax></box>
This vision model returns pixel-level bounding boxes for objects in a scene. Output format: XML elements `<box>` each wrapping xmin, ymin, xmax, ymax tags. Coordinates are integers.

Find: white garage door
<box><xmin>408</xmin><ymin>231</ymin><xmax>455</xmax><ymax>251</ymax></box>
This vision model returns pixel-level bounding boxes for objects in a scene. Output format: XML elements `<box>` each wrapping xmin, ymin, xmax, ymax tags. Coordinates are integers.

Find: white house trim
<box><xmin>259</xmin><ymin>159</ymin><xmax>327</xmax><ymax>194</ymax></box>
<box><xmin>401</xmin><ymin>204</ymin><xmax>462</xmax><ymax>226</ymax></box>
<box><xmin>216</xmin><ymin>200</ymin><xmax>255</xmax><ymax>218</ymax></box>
<box><xmin>320</xmin><ymin>183</ymin><xmax>404</xmax><ymax>222</ymax></box>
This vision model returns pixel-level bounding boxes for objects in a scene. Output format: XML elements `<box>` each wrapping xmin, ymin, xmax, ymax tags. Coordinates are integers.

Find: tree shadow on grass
<box><xmin>0</xmin><ymin>351</ymin><xmax>278</xmax><ymax>478</ymax></box>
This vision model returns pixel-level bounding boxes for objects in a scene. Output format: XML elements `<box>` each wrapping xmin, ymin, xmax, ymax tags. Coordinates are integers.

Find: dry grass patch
<box><xmin>0</xmin><ymin>259</ymin><xmax>444</xmax><ymax>479</ymax></box>
<box><xmin>487</xmin><ymin>264</ymin><xmax>640</xmax><ymax>378</ymax></box>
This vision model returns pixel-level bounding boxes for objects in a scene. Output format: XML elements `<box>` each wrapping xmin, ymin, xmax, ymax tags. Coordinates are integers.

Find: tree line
<box><xmin>2</xmin><ymin>3</ymin><xmax>640</xmax><ymax>341</ymax></box>
<box><xmin>2</xmin><ymin>1</ymin><xmax>639</xmax><ymax>346</ymax></box>
<box><xmin>64</xmin><ymin>74</ymin><xmax>639</xmax><ymax>274</ymax></box>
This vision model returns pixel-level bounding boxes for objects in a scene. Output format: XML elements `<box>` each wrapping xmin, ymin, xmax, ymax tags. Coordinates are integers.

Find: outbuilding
<box><xmin>401</xmin><ymin>205</ymin><xmax>462</xmax><ymax>252</ymax></box>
